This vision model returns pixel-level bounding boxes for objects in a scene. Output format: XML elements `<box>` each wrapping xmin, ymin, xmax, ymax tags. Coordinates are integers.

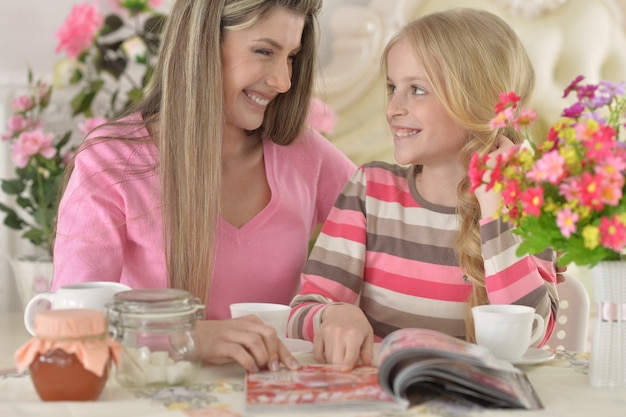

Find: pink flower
<box><xmin>599</xmin><ymin>215</ymin><xmax>626</xmax><ymax>252</ymax></box>
<box><xmin>598</xmin><ymin>177</ymin><xmax>623</xmax><ymax>206</ymax></box>
<box><xmin>583</xmin><ymin>125</ymin><xmax>616</xmax><ymax>160</ymax></box>
<box><xmin>527</xmin><ymin>150</ymin><xmax>565</xmax><ymax>184</ymax></box>
<box><xmin>494</xmin><ymin>91</ymin><xmax>521</xmax><ymax>113</ymax></box>
<box><xmin>501</xmin><ymin>179</ymin><xmax>522</xmax><ymax>207</ymax></box>
<box><xmin>11</xmin><ymin>95</ymin><xmax>35</xmax><ymax>113</ymax></box>
<box><xmin>579</xmin><ymin>172</ymin><xmax>604</xmax><ymax>210</ymax></box>
<box><xmin>559</xmin><ymin>178</ymin><xmax>581</xmax><ymax>201</ymax></box>
<box><xmin>520</xmin><ymin>186</ymin><xmax>544</xmax><ymax>217</ymax></box>
<box><xmin>55</xmin><ymin>3</ymin><xmax>104</xmax><ymax>59</ymax></box>
<box><xmin>3</xmin><ymin>115</ymin><xmax>30</xmax><ymax>140</ymax></box>
<box><xmin>62</xmin><ymin>151</ymin><xmax>75</xmax><ymax>166</ymax></box>
<box><xmin>556</xmin><ymin>208</ymin><xmax>579</xmax><ymax>237</ymax></box>
<box><xmin>79</xmin><ymin>117</ymin><xmax>108</xmax><ymax>136</ymax></box>
<box><xmin>595</xmin><ymin>156</ymin><xmax>626</xmax><ymax>183</ymax></box>
<box><xmin>468</xmin><ymin>153</ymin><xmax>487</xmax><ymax>192</ymax></box>
<box><xmin>306</xmin><ymin>97</ymin><xmax>338</xmax><ymax>135</ymax></box>
<box><xmin>512</xmin><ymin>108</ymin><xmax>536</xmax><ymax>130</ymax></box>
<box><xmin>489</xmin><ymin>107</ymin><xmax>515</xmax><ymax>130</ymax></box>
<box><xmin>11</xmin><ymin>130</ymin><xmax>57</xmax><ymax>168</ymax></box>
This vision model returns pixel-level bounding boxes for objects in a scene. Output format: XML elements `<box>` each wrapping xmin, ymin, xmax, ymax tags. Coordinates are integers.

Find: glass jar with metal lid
<box><xmin>107</xmin><ymin>288</ymin><xmax>205</xmax><ymax>388</ymax></box>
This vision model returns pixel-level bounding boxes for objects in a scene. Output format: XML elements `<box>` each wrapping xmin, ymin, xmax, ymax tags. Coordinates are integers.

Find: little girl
<box><xmin>288</xmin><ymin>8</ymin><xmax>558</xmax><ymax>370</ymax></box>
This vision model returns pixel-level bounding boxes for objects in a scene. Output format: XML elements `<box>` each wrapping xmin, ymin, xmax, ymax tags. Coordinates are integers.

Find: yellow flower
<box><xmin>560</xmin><ymin>146</ymin><xmax>578</xmax><ymax>166</ymax></box>
<box><xmin>582</xmin><ymin>225</ymin><xmax>600</xmax><ymax>250</ymax></box>
<box><xmin>52</xmin><ymin>59</ymin><xmax>85</xmax><ymax>89</ymax></box>
<box><xmin>543</xmin><ymin>198</ymin><xmax>558</xmax><ymax>214</ymax></box>
<box><xmin>518</xmin><ymin>150</ymin><xmax>535</xmax><ymax>169</ymax></box>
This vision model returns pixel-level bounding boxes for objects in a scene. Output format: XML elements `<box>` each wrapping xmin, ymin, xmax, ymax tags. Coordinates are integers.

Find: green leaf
<box><xmin>142</xmin><ymin>65</ymin><xmax>155</xmax><ymax>88</ymax></box>
<box><xmin>22</xmin><ymin>228</ymin><xmax>46</xmax><ymax>248</ymax></box>
<box><xmin>127</xmin><ymin>88</ymin><xmax>144</xmax><ymax>104</ymax></box>
<box><xmin>0</xmin><ymin>201</ymin><xmax>20</xmax><ymax>216</ymax></box>
<box><xmin>101</xmin><ymin>56</ymin><xmax>128</xmax><ymax>80</ymax></box>
<box><xmin>55</xmin><ymin>130</ymin><xmax>73</xmax><ymax>151</ymax></box>
<box><xmin>3</xmin><ymin>210</ymin><xmax>26</xmax><ymax>230</ymax></box>
<box><xmin>71</xmin><ymin>81</ymin><xmax>103</xmax><ymax>117</ymax></box>
<box><xmin>1</xmin><ymin>179</ymin><xmax>26</xmax><ymax>195</ymax></box>
<box><xmin>101</xmin><ymin>14</ymin><xmax>124</xmax><ymax>36</ymax></box>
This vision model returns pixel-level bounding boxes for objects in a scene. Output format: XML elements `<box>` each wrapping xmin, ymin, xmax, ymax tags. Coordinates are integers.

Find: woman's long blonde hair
<box><xmin>56</xmin><ymin>0</ymin><xmax>322</xmax><ymax>304</ymax></box>
<box><xmin>382</xmin><ymin>8</ymin><xmax>536</xmax><ymax>341</ymax></box>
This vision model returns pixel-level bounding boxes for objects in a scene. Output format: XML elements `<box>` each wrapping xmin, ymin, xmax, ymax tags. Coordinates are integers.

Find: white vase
<box><xmin>589</xmin><ymin>261</ymin><xmax>626</xmax><ymax>387</ymax></box>
<box><xmin>7</xmin><ymin>255</ymin><xmax>53</xmax><ymax>311</ymax></box>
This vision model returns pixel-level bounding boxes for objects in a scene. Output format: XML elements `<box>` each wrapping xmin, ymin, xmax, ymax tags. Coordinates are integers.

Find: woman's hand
<box><xmin>474</xmin><ymin>134</ymin><xmax>516</xmax><ymax>218</ymax></box>
<box><xmin>313</xmin><ymin>303</ymin><xmax>374</xmax><ymax>371</ymax></box>
<box><xmin>195</xmin><ymin>316</ymin><xmax>300</xmax><ymax>372</ymax></box>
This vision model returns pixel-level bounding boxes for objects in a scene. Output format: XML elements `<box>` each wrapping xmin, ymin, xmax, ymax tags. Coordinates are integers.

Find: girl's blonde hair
<box><xmin>381</xmin><ymin>8</ymin><xmax>536</xmax><ymax>341</ymax></box>
<box><xmin>56</xmin><ymin>0</ymin><xmax>322</xmax><ymax>304</ymax></box>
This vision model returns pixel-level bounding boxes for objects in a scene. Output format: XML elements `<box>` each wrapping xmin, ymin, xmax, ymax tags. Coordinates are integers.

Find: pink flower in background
<box><xmin>79</xmin><ymin>117</ymin><xmax>108</xmax><ymax>136</ymax></box>
<box><xmin>55</xmin><ymin>2</ymin><xmax>104</xmax><ymax>59</ymax></box>
<box><xmin>306</xmin><ymin>97</ymin><xmax>338</xmax><ymax>136</ymax></box>
<box><xmin>10</xmin><ymin>95</ymin><xmax>35</xmax><ymax>113</ymax></box>
<box><xmin>62</xmin><ymin>151</ymin><xmax>76</xmax><ymax>166</ymax></box>
<box><xmin>2</xmin><ymin>115</ymin><xmax>36</xmax><ymax>140</ymax></box>
<box><xmin>11</xmin><ymin>130</ymin><xmax>57</xmax><ymax>168</ymax></box>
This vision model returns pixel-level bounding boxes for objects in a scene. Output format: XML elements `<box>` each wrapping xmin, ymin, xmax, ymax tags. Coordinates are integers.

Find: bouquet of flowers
<box><xmin>469</xmin><ymin>75</ymin><xmax>626</xmax><ymax>267</ymax></box>
<box><xmin>0</xmin><ymin>1</ymin><xmax>166</xmax><ymax>255</ymax></box>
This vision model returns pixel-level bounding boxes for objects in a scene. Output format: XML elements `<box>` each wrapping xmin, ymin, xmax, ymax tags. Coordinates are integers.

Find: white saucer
<box><xmin>508</xmin><ymin>348</ymin><xmax>555</xmax><ymax>365</ymax></box>
<box><xmin>283</xmin><ymin>338</ymin><xmax>313</xmax><ymax>354</ymax></box>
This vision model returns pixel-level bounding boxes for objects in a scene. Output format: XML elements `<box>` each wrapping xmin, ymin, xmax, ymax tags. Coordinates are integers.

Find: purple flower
<box><xmin>563</xmin><ymin>75</ymin><xmax>585</xmax><ymax>98</ymax></box>
<box><xmin>562</xmin><ymin>102</ymin><xmax>585</xmax><ymax>118</ymax></box>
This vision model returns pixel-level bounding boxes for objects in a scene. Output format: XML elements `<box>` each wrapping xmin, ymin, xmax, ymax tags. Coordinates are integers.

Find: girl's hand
<box><xmin>196</xmin><ymin>316</ymin><xmax>300</xmax><ymax>372</ymax></box>
<box><xmin>313</xmin><ymin>303</ymin><xmax>374</xmax><ymax>371</ymax></box>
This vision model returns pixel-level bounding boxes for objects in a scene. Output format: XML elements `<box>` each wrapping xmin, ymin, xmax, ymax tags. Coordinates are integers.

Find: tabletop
<box><xmin>1</xmin><ymin>311</ymin><xmax>625</xmax><ymax>417</ymax></box>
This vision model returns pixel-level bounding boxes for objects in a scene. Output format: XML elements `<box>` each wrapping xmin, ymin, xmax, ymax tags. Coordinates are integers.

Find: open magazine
<box><xmin>245</xmin><ymin>328</ymin><xmax>542</xmax><ymax>413</ymax></box>
<box><xmin>377</xmin><ymin>328</ymin><xmax>543</xmax><ymax>410</ymax></box>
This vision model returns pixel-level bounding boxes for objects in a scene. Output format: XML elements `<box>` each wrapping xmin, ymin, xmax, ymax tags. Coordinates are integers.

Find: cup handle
<box><xmin>529</xmin><ymin>313</ymin><xmax>546</xmax><ymax>346</ymax></box>
<box><xmin>23</xmin><ymin>293</ymin><xmax>54</xmax><ymax>336</ymax></box>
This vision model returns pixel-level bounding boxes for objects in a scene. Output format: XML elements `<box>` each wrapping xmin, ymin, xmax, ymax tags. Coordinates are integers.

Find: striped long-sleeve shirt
<box><xmin>288</xmin><ymin>162</ymin><xmax>558</xmax><ymax>343</ymax></box>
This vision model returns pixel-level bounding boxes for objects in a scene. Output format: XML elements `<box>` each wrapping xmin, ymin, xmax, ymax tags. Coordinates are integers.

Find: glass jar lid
<box><xmin>109</xmin><ymin>288</ymin><xmax>205</xmax><ymax>318</ymax></box>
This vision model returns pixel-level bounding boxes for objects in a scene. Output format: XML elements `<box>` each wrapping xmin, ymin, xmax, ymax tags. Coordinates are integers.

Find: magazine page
<box><xmin>245</xmin><ymin>364</ymin><xmax>409</xmax><ymax>414</ymax></box>
<box><xmin>377</xmin><ymin>328</ymin><xmax>543</xmax><ymax>410</ymax></box>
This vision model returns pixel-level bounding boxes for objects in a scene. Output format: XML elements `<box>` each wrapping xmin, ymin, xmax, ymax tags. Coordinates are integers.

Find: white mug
<box><xmin>229</xmin><ymin>302</ymin><xmax>291</xmax><ymax>340</ymax></box>
<box><xmin>471</xmin><ymin>304</ymin><xmax>545</xmax><ymax>360</ymax></box>
<box><xmin>24</xmin><ymin>281</ymin><xmax>131</xmax><ymax>335</ymax></box>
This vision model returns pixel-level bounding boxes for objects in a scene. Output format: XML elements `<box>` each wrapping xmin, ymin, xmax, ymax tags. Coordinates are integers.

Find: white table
<box><xmin>1</xmin><ymin>312</ymin><xmax>625</xmax><ymax>417</ymax></box>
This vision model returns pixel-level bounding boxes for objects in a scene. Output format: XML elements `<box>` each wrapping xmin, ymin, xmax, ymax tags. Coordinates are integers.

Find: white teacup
<box><xmin>24</xmin><ymin>281</ymin><xmax>131</xmax><ymax>335</ymax></box>
<box><xmin>471</xmin><ymin>304</ymin><xmax>545</xmax><ymax>360</ymax></box>
<box><xmin>229</xmin><ymin>302</ymin><xmax>291</xmax><ymax>340</ymax></box>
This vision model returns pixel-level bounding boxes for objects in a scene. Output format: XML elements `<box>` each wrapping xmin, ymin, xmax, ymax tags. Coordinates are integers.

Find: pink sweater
<box><xmin>52</xmin><ymin>120</ymin><xmax>356</xmax><ymax>319</ymax></box>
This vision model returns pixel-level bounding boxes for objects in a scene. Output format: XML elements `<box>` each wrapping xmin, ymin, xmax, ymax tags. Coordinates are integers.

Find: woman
<box><xmin>287</xmin><ymin>8</ymin><xmax>559</xmax><ymax>371</ymax></box>
<box><xmin>52</xmin><ymin>0</ymin><xmax>355</xmax><ymax>372</ymax></box>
